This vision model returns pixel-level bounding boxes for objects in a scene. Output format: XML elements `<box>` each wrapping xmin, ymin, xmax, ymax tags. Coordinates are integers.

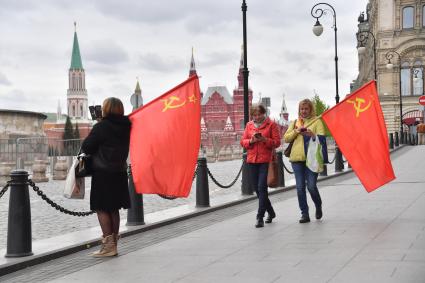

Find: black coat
<box><xmin>81</xmin><ymin>115</ymin><xmax>131</xmax><ymax>211</ymax></box>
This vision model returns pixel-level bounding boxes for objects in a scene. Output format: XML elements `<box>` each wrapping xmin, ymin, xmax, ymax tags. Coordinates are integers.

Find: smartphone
<box><xmin>299</xmin><ymin>128</ymin><xmax>307</xmax><ymax>132</ymax></box>
<box><xmin>254</xmin><ymin>132</ymin><xmax>262</xmax><ymax>138</ymax></box>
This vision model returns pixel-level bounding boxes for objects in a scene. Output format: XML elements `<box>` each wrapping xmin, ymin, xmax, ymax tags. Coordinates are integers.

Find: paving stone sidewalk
<box><xmin>1</xmin><ymin>146</ymin><xmax>424</xmax><ymax>283</ymax></box>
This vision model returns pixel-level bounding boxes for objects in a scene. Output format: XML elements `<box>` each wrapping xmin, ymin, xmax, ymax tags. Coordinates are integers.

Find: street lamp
<box><xmin>241</xmin><ymin>0</ymin><xmax>253</xmax><ymax>195</ymax></box>
<box><xmin>357</xmin><ymin>31</ymin><xmax>377</xmax><ymax>81</ymax></box>
<box><xmin>385</xmin><ymin>50</ymin><xmax>404</xmax><ymax>143</ymax></box>
<box><xmin>311</xmin><ymin>2</ymin><xmax>344</xmax><ymax>172</ymax></box>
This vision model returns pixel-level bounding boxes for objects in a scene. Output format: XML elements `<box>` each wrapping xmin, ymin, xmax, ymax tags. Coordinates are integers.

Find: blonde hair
<box><xmin>250</xmin><ymin>104</ymin><xmax>267</xmax><ymax>116</ymax></box>
<box><xmin>102</xmin><ymin>97</ymin><xmax>124</xmax><ymax>117</ymax></box>
<box><xmin>298</xmin><ymin>99</ymin><xmax>316</xmax><ymax>118</ymax></box>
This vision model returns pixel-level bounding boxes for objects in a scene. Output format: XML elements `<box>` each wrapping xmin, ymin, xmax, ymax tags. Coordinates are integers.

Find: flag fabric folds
<box><xmin>129</xmin><ymin>76</ymin><xmax>201</xmax><ymax>197</ymax></box>
<box><xmin>321</xmin><ymin>80</ymin><xmax>395</xmax><ymax>192</ymax></box>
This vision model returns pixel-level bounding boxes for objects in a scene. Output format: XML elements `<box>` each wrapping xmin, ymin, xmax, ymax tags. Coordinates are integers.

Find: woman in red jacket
<box><xmin>240</xmin><ymin>104</ymin><xmax>281</xmax><ymax>228</ymax></box>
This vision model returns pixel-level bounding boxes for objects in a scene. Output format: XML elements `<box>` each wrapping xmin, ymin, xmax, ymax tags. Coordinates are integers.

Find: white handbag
<box><xmin>64</xmin><ymin>159</ymin><xmax>85</xmax><ymax>199</ymax></box>
<box><xmin>306</xmin><ymin>138</ymin><xmax>324</xmax><ymax>173</ymax></box>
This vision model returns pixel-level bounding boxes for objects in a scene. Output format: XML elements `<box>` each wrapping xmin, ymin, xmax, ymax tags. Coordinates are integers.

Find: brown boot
<box><xmin>92</xmin><ymin>235</ymin><xmax>117</xmax><ymax>257</ymax></box>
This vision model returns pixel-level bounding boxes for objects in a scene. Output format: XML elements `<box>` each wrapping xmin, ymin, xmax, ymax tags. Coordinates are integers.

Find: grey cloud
<box><xmin>0</xmin><ymin>72</ymin><xmax>11</xmax><ymax>86</ymax></box>
<box><xmin>85</xmin><ymin>40</ymin><xmax>129</xmax><ymax>65</ymax></box>
<box><xmin>200</xmin><ymin>51</ymin><xmax>239</xmax><ymax>68</ymax></box>
<box><xmin>139</xmin><ymin>53</ymin><xmax>185</xmax><ymax>72</ymax></box>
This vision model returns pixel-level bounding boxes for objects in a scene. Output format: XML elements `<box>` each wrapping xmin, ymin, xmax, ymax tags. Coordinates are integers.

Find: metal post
<box><xmin>126</xmin><ymin>165</ymin><xmax>145</xmax><ymax>226</ymax></box>
<box><xmin>395</xmin><ymin>132</ymin><xmax>399</xmax><ymax>146</ymax></box>
<box><xmin>196</xmin><ymin>157</ymin><xmax>210</xmax><ymax>207</ymax></box>
<box><xmin>241</xmin><ymin>153</ymin><xmax>253</xmax><ymax>195</ymax></box>
<box><xmin>6</xmin><ymin>170</ymin><xmax>33</xmax><ymax>257</ymax></box>
<box><xmin>389</xmin><ymin>133</ymin><xmax>394</xmax><ymax>149</ymax></box>
<box><xmin>240</xmin><ymin>0</ymin><xmax>253</xmax><ymax>195</ymax></box>
<box><xmin>276</xmin><ymin>151</ymin><xmax>285</xmax><ymax>187</ymax></box>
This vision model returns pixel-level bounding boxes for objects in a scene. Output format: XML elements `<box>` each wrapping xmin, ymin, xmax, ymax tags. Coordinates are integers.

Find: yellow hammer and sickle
<box><xmin>161</xmin><ymin>96</ymin><xmax>186</xmax><ymax>112</ymax></box>
<box><xmin>347</xmin><ymin>97</ymin><xmax>372</xmax><ymax>118</ymax></box>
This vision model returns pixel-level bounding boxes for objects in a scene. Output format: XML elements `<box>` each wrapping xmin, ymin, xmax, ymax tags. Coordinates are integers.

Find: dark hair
<box><xmin>102</xmin><ymin>97</ymin><xmax>124</xmax><ymax>117</ymax></box>
<box><xmin>250</xmin><ymin>104</ymin><xmax>267</xmax><ymax>116</ymax></box>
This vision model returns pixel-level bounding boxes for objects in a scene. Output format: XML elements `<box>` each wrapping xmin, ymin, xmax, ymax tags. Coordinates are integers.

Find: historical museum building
<box><xmin>352</xmin><ymin>0</ymin><xmax>425</xmax><ymax>134</ymax></box>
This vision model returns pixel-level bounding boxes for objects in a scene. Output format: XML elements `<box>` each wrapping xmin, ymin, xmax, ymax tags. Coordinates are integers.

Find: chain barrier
<box><xmin>327</xmin><ymin>154</ymin><xmax>336</xmax><ymax>164</ymax></box>
<box><xmin>0</xmin><ymin>183</ymin><xmax>9</xmax><ymax>199</ymax></box>
<box><xmin>28</xmin><ymin>179</ymin><xmax>95</xmax><ymax>216</ymax></box>
<box><xmin>207</xmin><ymin>161</ymin><xmax>243</xmax><ymax>189</ymax></box>
<box><xmin>157</xmin><ymin>165</ymin><xmax>198</xmax><ymax>200</ymax></box>
<box><xmin>282</xmin><ymin>160</ymin><xmax>294</xmax><ymax>174</ymax></box>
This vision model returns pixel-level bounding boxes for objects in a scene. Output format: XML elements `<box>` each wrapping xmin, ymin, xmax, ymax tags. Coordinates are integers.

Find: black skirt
<box><xmin>90</xmin><ymin>171</ymin><xmax>130</xmax><ymax>211</ymax></box>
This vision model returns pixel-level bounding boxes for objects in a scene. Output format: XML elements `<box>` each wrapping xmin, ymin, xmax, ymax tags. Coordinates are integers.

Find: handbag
<box><xmin>267</xmin><ymin>150</ymin><xmax>279</xmax><ymax>188</ymax></box>
<box><xmin>283</xmin><ymin>141</ymin><xmax>293</xmax><ymax>158</ymax></box>
<box><xmin>75</xmin><ymin>153</ymin><xmax>92</xmax><ymax>178</ymax></box>
<box><xmin>64</xmin><ymin>159</ymin><xmax>85</xmax><ymax>199</ymax></box>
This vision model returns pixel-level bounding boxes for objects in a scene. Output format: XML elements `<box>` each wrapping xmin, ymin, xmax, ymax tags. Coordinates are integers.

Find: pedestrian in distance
<box><xmin>240</xmin><ymin>104</ymin><xmax>281</xmax><ymax>228</ymax></box>
<box><xmin>284</xmin><ymin>99</ymin><xmax>327</xmax><ymax>223</ymax></box>
<box><xmin>416</xmin><ymin>122</ymin><xmax>425</xmax><ymax>145</ymax></box>
<box><xmin>81</xmin><ymin>97</ymin><xmax>131</xmax><ymax>257</ymax></box>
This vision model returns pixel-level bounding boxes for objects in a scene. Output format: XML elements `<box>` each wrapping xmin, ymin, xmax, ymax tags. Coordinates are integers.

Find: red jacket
<box><xmin>240</xmin><ymin>118</ymin><xmax>281</xmax><ymax>163</ymax></box>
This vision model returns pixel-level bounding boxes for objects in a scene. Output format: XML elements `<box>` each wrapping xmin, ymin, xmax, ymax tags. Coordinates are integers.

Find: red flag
<box><xmin>129</xmin><ymin>76</ymin><xmax>201</xmax><ymax>197</ymax></box>
<box><xmin>321</xmin><ymin>80</ymin><xmax>395</xmax><ymax>192</ymax></box>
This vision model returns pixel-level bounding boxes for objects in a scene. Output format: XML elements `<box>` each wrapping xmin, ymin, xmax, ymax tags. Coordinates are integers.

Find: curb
<box><xmin>0</xmin><ymin>144</ymin><xmax>407</xmax><ymax>277</ymax></box>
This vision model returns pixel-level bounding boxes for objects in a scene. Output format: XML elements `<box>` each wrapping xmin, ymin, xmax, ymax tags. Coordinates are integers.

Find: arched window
<box><xmin>401</xmin><ymin>62</ymin><xmax>411</xmax><ymax>96</ymax></box>
<box><xmin>402</xmin><ymin>6</ymin><xmax>414</xmax><ymax>29</ymax></box>
<box><xmin>80</xmin><ymin>104</ymin><xmax>84</xmax><ymax>118</ymax></box>
<box><xmin>72</xmin><ymin>104</ymin><xmax>76</xmax><ymax>117</ymax></box>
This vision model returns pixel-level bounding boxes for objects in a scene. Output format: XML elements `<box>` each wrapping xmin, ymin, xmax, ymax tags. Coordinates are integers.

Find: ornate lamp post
<box><xmin>357</xmin><ymin>31</ymin><xmax>377</xmax><ymax>81</ymax></box>
<box><xmin>241</xmin><ymin>0</ymin><xmax>253</xmax><ymax>195</ymax></box>
<box><xmin>385</xmin><ymin>50</ymin><xmax>404</xmax><ymax>143</ymax></box>
<box><xmin>311</xmin><ymin>2</ymin><xmax>344</xmax><ymax>172</ymax></box>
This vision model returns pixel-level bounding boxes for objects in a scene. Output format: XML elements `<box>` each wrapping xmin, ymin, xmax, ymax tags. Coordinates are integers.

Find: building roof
<box><xmin>201</xmin><ymin>85</ymin><xmax>233</xmax><ymax>105</ymax></box>
<box><xmin>70</xmin><ymin>24</ymin><xmax>83</xmax><ymax>70</ymax></box>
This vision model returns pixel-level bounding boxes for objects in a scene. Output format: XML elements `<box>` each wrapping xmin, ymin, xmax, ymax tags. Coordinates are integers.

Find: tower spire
<box><xmin>189</xmin><ymin>47</ymin><xmax>197</xmax><ymax>77</ymax></box>
<box><xmin>237</xmin><ymin>44</ymin><xmax>244</xmax><ymax>88</ymax></box>
<box><xmin>70</xmin><ymin>22</ymin><xmax>83</xmax><ymax>70</ymax></box>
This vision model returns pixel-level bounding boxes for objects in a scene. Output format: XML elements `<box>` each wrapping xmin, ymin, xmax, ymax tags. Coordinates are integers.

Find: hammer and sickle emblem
<box><xmin>347</xmin><ymin>97</ymin><xmax>372</xmax><ymax>118</ymax></box>
<box><xmin>161</xmin><ymin>96</ymin><xmax>186</xmax><ymax>112</ymax></box>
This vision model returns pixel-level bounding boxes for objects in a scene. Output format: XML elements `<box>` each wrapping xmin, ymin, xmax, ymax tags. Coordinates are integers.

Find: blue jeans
<box><xmin>291</xmin><ymin>162</ymin><xmax>322</xmax><ymax>217</ymax></box>
<box><xmin>248</xmin><ymin>163</ymin><xmax>275</xmax><ymax>219</ymax></box>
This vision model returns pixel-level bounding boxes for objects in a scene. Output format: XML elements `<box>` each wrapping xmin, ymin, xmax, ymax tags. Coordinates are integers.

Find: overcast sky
<box><xmin>0</xmin><ymin>0</ymin><xmax>368</xmax><ymax>120</ymax></box>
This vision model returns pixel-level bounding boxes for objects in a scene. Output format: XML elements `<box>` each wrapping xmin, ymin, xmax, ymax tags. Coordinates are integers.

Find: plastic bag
<box><xmin>64</xmin><ymin>159</ymin><xmax>85</xmax><ymax>199</ymax></box>
<box><xmin>306</xmin><ymin>138</ymin><xmax>324</xmax><ymax>173</ymax></box>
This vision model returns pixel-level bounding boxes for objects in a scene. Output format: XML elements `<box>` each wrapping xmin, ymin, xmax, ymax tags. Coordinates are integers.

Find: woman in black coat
<box><xmin>81</xmin><ymin>97</ymin><xmax>131</xmax><ymax>257</ymax></box>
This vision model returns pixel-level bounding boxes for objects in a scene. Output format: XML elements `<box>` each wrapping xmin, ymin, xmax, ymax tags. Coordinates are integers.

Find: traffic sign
<box><xmin>419</xmin><ymin>95</ymin><xmax>425</xmax><ymax>106</ymax></box>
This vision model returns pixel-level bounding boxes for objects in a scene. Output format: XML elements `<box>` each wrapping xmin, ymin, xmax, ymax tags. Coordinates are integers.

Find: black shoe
<box><xmin>315</xmin><ymin>207</ymin><xmax>323</xmax><ymax>220</ymax></box>
<box><xmin>265</xmin><ymin>213</ymin><xmax>276</xmax><ymax>224</ymax></box>
<box><xmin>299</xmin><ymin>215</ymin><xmax>310</xmax><ymax>223</ymax></box>
<box><xmin>255</xmin><ymin>218</ymin><xmax>264</xmax><ymax>228</ymax></box>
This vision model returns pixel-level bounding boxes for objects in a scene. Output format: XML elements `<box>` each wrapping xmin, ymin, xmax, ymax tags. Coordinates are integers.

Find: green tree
<box><xmin>63</xmin><ymin>116</ymin><xmax>74</xmax><ymax>155</ymax></box>
<box><xmin>311</xmin><ymin>93</ymin><xmax>331</xmax><ymax>136</ymax></box>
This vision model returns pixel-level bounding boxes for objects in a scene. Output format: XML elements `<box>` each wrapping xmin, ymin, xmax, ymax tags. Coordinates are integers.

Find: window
<box><xmin>80</xmin><ymin>104</ymin><xmax>84</xmax><ymax>117</ymax></box>
<box><xmin>402</xmin><ymin>6</ymin><xmax>414</xmax><ymax>29</ymax></box>
<box><xmin>401</xmin><ymin>62</ymin><xmax>411</xmax><ymax>96</ymax></box>
<box><xmin>72</xmin><ymin>105</ymin><xmax>76</xmax><ymax>117</ymax></box>
<box><xmin>423</xmin><ymin>6</ymin><xmax>425</xmax><ymax>27</ymax></box>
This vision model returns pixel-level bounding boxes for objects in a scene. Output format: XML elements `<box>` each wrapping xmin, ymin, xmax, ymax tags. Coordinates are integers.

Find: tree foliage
<box><xmin>311</xmin><ymin>93</ymin><xmax>331</xmax><ymax>136</ymax></box>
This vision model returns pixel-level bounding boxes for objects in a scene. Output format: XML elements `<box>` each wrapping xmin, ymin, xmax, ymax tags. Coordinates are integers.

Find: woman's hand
<box><xmin>300</xmin><ymin>128</ymin><xmax>316</xmax><ymax>139</ymax></box>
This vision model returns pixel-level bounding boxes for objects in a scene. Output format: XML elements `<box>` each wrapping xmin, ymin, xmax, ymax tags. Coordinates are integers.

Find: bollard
<box><xmin>241</xmin><ymin>153</ymin><xmax>254</xmax><ymax>195</ymax></box>
<box><xmin>195</xmin><ymin>157</ymin><xmax>210</xmax><ymax>207</ymax></box>
<box><xmin>6</xmin><ymin>170</ymin><xmax>33</xmax><ymax>257</ymax></box>
<box><xmin>335</xmin><ymin>147</ymin><xmax>344</xmax><ymax>172</ymax></box>
<box><xmin>126</xmin><ymin>165</ymin><xmax>145</xmax><ymax>226</ymax></box>
<box><xmin>389</xmin><ymin>133</ymin><xmax>394</xmax><ymax>149</ymax></box>
<box><xmin>276</xmin><ymin>151</ymin><xmax>285</xmax><ymax>187</ymax></box>
<box><xmin>395</xmin><ymin>132</ymin><xmax>399</xmax><ymax>147</ymax></box>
